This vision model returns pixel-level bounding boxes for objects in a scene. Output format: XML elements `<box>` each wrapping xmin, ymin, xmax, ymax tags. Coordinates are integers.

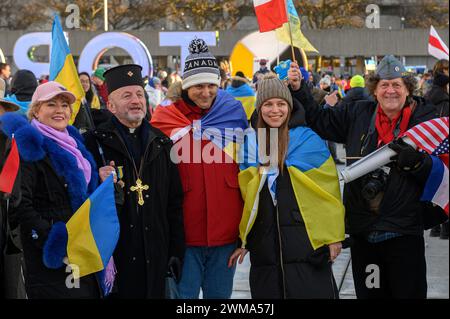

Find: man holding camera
<box><xmin>287</xmin><ymin>55</ymin><xmax>445</xmax><ymax>298</ymax></box>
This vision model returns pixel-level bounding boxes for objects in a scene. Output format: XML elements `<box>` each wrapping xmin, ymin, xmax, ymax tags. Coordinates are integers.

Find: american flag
<box><xmin>404</xmin><ymin>117</ymin><xmax>449</xmax><ymax>215</ymax></box>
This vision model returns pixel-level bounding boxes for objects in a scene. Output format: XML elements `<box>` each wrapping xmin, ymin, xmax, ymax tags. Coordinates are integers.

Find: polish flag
<box><xmin>428</xmin><ymin>26</ymin><xmax>449</xmax><ymax>61</ymax></box>
<box><xmin>253</xmin><ymin>0</ymin><xmax>288</xmax><ymax>33</ymax></box>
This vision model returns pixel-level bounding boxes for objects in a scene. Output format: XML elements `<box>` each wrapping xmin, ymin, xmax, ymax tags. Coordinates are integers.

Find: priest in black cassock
<box><xmin>84</xmin><ymin>64</ymin><xmax>185</xmax><ymax>298</ymax></box>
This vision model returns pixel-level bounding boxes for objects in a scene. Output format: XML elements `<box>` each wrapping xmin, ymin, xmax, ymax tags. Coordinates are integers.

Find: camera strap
<box><xmin>360</xmin><ymin>108</ymin><xmax>378</xmax><ymax>156</ymax></box>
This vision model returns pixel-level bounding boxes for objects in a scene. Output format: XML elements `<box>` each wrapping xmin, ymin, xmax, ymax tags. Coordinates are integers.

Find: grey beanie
<box><xmin>256</xmin><ymin>74</ymin><xmax>293</xmax><ymax>110</ymax></box>
<box><xmin>182</xmin><ymin>38</ymin><xmax>221</xmax><ymax>90</ymax></box>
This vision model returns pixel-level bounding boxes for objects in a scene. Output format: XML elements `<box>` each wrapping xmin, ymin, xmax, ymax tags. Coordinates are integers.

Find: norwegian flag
<box><xmin>428</xmin><ymin>26</ymin><xmax>449</xmax><ymax>61</ymax></box>
<box><xmin>404</xmin><ymin>117</ymin><xmax>449</xmax><ymax>215</ymax></box>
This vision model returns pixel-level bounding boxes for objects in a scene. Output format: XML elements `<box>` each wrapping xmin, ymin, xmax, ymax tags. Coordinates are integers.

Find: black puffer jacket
<box><xmin>292</xmin><ymin>81</ymin><xmax>444</xmax><ymax>236</ymax></box>
<box><xmin>247</xmin><ymin>102</ymin><xmax>338</xmax><ymax>299</ymax></box>
<box><xmin>246</xmin><ymin>170</ymin><xmax>338</xmax><ymax>299</ymax></box>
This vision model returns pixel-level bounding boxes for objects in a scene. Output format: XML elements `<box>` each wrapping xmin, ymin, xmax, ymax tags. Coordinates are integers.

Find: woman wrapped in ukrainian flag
<box><xmin>228</xmin><ymin>74</ymin><xmax>345</xmax><ymax>299</ymax></box>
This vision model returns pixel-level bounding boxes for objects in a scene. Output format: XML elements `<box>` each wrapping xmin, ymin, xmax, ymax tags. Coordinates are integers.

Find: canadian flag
<box><xmin>428</xmin><ymin>26</ymin><xmax>449</xmax><ymax>61</ymax></box>
<box><xmin>253</xmin><ymin>0</ymin><xmax>288</xmax><ymax>33</ymax></box>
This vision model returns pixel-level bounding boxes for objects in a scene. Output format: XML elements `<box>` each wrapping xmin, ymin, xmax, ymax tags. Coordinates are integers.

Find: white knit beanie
<box><xmin>182</xmin><ymin>38</ymin><xmax>221</xmax><ymax>90</ymax></box>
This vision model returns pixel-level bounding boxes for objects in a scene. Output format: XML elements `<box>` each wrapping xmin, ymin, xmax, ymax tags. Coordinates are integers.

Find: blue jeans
<box><xmin>177</xmin><ymin>243</ymin><xmax>237</xmax><ymax>299</ymax></box>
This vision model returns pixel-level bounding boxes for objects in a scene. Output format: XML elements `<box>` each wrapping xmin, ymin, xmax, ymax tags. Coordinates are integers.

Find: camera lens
<box><xmin>361</xmin><ymin>182</ymin><xmax>380</xmax><ymax>200</ymax></box>
<box><xmin>361</xmin><ymin>168</ymin><xmax>389</xmax><ymax>202</ymax></box>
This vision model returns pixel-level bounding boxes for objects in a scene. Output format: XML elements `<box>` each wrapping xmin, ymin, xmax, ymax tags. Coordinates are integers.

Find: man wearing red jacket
<box><xmin>151</xmin><ymin>38</ymin><xmax>248</xmax><ymax>299</ymax></box>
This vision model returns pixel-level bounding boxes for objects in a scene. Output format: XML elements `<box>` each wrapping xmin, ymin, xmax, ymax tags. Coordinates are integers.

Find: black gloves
<box><xmin>167</xmin><ymin>256</ymin><xmax>182</xmax><ymax>284</ymax></box>
<box><xmin>389</xmin><ymin>138</ymin><xmax>426</xmax><ymax>172</ymax></box>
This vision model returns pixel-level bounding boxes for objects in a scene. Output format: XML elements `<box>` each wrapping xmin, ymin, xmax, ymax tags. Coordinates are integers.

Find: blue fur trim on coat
<box><xmin>0</xmin><ymin>113</ymin><xmax>45</xmax><ymax>161</ymax></box>
<box><xmin>0</xmin><ymin>113</ymin><xmax>99</xmax><ymax>212</ymax></box>
<box><xmin>43</xmin><ymin>222</ymin><xmax>68</xmax><ymax>269</ymax></box>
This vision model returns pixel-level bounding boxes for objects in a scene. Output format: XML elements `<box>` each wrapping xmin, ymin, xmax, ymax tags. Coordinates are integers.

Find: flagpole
<box><xmin>286</xmin><ymin>0</ymin><xmax>296</xmax><ymax>62</ymax></box>
<box><xmin>277</xmin><ymin>40</ymin><xmax>280</xmax><ymax>65</ymax></box>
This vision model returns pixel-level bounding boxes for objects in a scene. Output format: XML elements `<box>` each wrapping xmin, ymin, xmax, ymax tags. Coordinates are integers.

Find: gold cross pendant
<box><xmin>130</xmin><ymin>178</ymin><xmax>149</xmax><ymax>206</ymax></box>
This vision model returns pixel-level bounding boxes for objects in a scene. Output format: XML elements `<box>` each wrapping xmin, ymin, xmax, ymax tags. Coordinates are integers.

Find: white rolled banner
<box><xmin>340</xmin><ymin>136</ymin><xmax>416</xmax><ymax>183</ymax></box>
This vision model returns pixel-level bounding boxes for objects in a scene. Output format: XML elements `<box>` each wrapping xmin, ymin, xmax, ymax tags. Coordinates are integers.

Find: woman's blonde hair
<box><xmin>27</xmin><ymin>95</ymin><xmax>73</xmax><ymax>121</ymax></box>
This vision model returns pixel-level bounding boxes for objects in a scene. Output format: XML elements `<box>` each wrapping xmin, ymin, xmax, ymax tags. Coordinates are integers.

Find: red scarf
<box><xmin>375</xmin><ymin>105</ymin><xmax>412</xmax><ymax>146</ymax></box>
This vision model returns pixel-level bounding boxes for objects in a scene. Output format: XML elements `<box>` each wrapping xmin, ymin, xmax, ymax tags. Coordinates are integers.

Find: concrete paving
<box><xmin>231</xmin><ymin>231</ymin><xmax>449</xmax><ymax>299</ymax></box>
<box><xmin>230</xmin><ymin>146</ymin><xmax>449</xmax><ymax>299</ymax></box>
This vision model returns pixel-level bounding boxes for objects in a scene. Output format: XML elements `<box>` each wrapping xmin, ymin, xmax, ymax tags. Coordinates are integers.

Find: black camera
<box><xmin>361</xmin><ymin>168</ymin><xmax>389</xmax><ymax>201</ymax></box>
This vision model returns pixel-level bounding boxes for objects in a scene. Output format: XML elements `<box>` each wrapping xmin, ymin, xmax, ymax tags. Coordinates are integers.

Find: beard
<box><xmin>115</xmin><ymin>107</ymin><xmax>146</xmax><ymax>126</ymax></box>
<box><xmin>125</xmin><ymin>111</ymin><xmax>145</xmax><ymax>122</ymax></box>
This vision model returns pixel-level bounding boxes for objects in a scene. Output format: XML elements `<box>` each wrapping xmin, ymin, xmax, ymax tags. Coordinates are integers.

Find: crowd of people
<box><xmin>0</xmin><ymin>37</ymin><xmax>448</xmax><ymax>299</ymax></box>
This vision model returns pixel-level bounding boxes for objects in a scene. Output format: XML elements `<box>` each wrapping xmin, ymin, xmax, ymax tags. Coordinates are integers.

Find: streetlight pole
<box><xmin>401</xmin><ymin>16</ymin><xmax>406</xmax><ymax>66</ymax></box>
<box><xmin>104</xmin><ymin>0</ymin><xmax>108</xmax><ymax>31</ymax></box>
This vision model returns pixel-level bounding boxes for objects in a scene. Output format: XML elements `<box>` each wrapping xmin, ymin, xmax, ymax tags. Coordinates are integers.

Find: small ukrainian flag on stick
<box><xmin>43</xmin><ymin>175</ymin><xmax>120</xmax><ymax>296</ymax></box>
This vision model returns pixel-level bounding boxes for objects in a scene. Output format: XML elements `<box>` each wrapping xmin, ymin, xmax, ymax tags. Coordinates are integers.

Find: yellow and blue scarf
<box><xmin>238</xmin><ymin>126</ymin><xmax>345</xmax><ymax>250</ymax></box>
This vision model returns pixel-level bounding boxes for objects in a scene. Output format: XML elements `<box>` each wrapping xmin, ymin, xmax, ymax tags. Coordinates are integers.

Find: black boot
<box><xmin>440</xmin><ymin>221</ymin><xmax>449</xmax><ymax>240</ymax></box>
<box><xmin>430</xmin><ymin>224</ymin><xmax>441</xmax><ymax>237</ymax></box>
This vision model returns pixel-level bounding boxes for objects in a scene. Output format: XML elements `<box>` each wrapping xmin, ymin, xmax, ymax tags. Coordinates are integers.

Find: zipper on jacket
<box><xmin>276</xmin><ymin>205</ymin><xmax>287</xmax><ymax>299</ymax></box>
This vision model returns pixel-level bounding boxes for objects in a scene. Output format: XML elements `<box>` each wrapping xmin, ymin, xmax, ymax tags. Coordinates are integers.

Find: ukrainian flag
<box><xmin>50</xmin><ymin>15</ymin><xmax>85</xmax><ymax>124</ymax></box>
<box><xmin>226</xmin><ymin>85</ymin><xmax>256</xmax><ymax>121</ymax></box>
<box><xmin>66</xmin><ymin>174</ymin><xmax>119</xmax><ymax>281</ymax></box>
<box><xmin>275</xmin><ymin>0</ymin><xmax>318</xmax><ymax>53</ymax></box>
<box><xmin>238</xmin><ymin>126</ymin><xmax>345</xmax><ymax>250</ymax></box>
<box><xmin>333</xmin><ymin>85</ymin><xmax>346</xmax><ymax>99</ymax></box>
<box><xmin>151</xmin><ymin>89</ymin><xmax>248</xmax><ymax>162</ymax></box>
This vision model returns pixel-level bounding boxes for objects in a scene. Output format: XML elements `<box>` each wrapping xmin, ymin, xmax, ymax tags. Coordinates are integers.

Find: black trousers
<box><xmin>350</xmin><ymin>234</ymin><xmax>427</xmax><ymax>299</ymax></box>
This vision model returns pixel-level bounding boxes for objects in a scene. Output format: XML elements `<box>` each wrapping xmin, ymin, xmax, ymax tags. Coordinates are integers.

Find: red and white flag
<box><xmin>253</xmin><ymin>0</ymin><xmax>288</xmax><ymax>33</ymax></box>
<box><xmin>428</xmin><ymin>26</ymin><xmax>449</xmax><ymax>61</ymax></box>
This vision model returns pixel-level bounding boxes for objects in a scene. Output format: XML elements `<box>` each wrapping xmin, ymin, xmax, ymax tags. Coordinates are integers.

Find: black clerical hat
<box><xmin>104</xmin><ymin>64</ymin><xmax>144</xmax><ymax>94</ymax></box>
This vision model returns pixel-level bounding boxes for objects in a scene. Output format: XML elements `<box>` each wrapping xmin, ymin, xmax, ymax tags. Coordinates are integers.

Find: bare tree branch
<box><xmin>0</xmin><ymin>0</ymin><xmax>48</xmax><ymax>30</ymax></box>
